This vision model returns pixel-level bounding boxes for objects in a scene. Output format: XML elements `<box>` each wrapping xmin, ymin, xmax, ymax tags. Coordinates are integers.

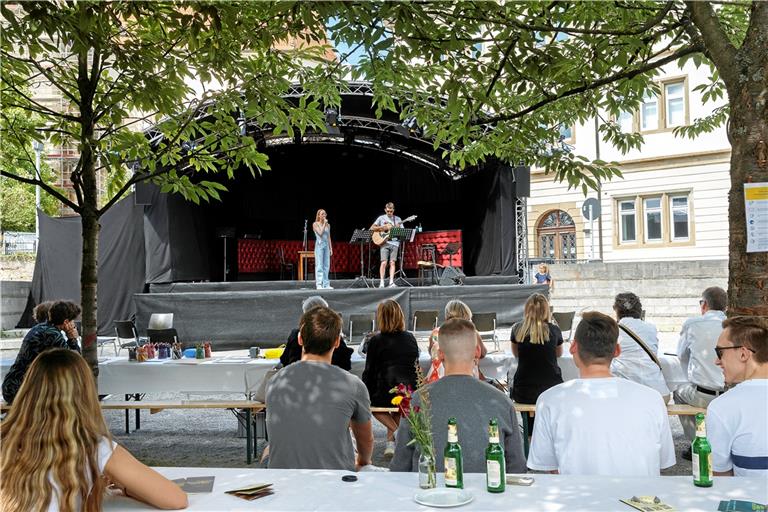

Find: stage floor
<box><xmin>136</xmin><ymin>277</ymin><xmax>544</xmax><ymax>349</ymax></box>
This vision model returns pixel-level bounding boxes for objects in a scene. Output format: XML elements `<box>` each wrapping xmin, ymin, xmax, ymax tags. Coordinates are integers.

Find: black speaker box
<box><xmin>513</xmin><ymin>165</ymin><xmax>531</xmax><ymax>197</ymax></box>
<box><xmin>439</xmin><ymin>267</ymin><xmax>465</xmax><ymax>286</ymax></box>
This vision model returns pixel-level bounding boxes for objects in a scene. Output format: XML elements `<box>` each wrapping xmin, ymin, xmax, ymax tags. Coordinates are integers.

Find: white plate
<box><xmin>413</xmin><ymin>488</ymin><xmax>474</xmax><ymax>508</ymax></box>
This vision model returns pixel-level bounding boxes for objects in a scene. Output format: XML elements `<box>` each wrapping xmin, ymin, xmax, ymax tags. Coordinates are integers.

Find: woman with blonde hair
<box><xmin>426</xmin><ymin>299</ymin><xmax>487</xmax><ymax>382</ymax></box>
<box><xmin>313</xmin><ymin>208</ymin><xmax>333</xmax><ymax>290</ymax></box>
<box><xmin>362</xmin><ymin>300</ymin><xmax>419</xmax><ymax>457</ymax></box>
<box><xmin>1</xmin><ymin>349</ymin><xmax>187</xmax><ymax>512</ymax></box>
<box><xmin>510</xmin><ymin>293</ymin><xmax>564</xmax><ymax>429</ymax></box>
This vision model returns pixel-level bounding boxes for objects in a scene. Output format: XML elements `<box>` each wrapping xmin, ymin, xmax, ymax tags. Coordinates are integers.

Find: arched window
<box><xmin>537</xmin><ymin>210</ymin><xmax>576</xmax><ymax>261</ymax></box>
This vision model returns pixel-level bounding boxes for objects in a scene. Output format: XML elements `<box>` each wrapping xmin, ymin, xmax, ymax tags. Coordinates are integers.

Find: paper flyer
<box><xmin>745</xmin><ymin>183</ymin><xmax>768</xmax><ymax>253</ymax></box>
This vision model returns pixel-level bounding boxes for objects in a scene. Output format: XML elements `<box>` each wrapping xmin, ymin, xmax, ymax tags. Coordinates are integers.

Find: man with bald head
<box><xmin>390</xmin><ymin>318</ymin><xmax>526</xmax><ymax>473</ymax></box>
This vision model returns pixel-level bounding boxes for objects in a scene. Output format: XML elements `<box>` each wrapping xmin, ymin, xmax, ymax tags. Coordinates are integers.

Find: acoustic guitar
<box><xmin>371</xmin><ymin>215</ymin><xmax>418</xmax><ymax>246</ymax></box>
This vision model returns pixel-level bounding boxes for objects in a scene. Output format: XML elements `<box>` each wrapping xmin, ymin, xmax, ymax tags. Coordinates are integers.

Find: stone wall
<box><xmin>548</xmin><ymin>260</ymin><xmax>728</xmax><ymax>333</ymax></box>
<box><xmin>1</xmin><ymin>280</ymin><xmax>30</xmax><ymax>330</ymax></box>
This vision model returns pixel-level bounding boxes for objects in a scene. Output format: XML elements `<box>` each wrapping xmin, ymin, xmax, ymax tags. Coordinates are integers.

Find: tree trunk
<box><xmin>725</xmin><ymin>16</ymin><xmax>768</xmax><ymax>317</ymax></box>
<box><xmin>80</xmin><ymin>204</ymin><xmax>100</xmax><ymax>377</ymax></box>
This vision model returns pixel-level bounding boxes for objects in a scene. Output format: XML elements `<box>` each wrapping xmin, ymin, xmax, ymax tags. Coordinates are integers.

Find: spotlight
<box><xmin>395</xmin><ymin>117</ymin><xmax>420</xmax><ymax>137</ymax></box>
<box><xmin>324</xmin><ymin>107</ymin><xmax>339</xmax><ymax>128</ymax></box>
<box><xmin>343</xmin><ymin>129</ymin><xmax>355</xmax><ymax>145</ymax></box>
<box><xmin>325</xmin><ymin>107</ymin><xmax>341</xmax><ymax>135</ymax></box>
<box><xmin>293</xmin><ymin>132</ymin><xmax>302</xmax><ymax>145</ymax></box>
<box><xmin>379</xmin><ymin>133</ymin><xmax>391</xmax><ymax>149</ymax></box>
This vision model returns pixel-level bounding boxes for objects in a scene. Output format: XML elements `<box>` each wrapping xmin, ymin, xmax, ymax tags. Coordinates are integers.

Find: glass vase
<box><xmin>418</xmin><ymin>451</ymin><xmax>437</xmax><ymax>489</ymax></box>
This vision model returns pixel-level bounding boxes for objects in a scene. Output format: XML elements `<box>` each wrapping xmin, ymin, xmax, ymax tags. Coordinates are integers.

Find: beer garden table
<box><xmin>1</xmin><ymin>350</ymin><xmax>684</xmax><ymax>396</ymax></box>
<box><xmin>103</xmin><ymin>467</ymin><xmax>767</xmax><ymax>511</ymax></box>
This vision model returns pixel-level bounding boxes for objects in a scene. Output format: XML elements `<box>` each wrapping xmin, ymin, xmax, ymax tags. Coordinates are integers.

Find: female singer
<box><xmin>313</xmin><ymin>209</ymin><xmax>333</xmax><ymax>290</ymax></box>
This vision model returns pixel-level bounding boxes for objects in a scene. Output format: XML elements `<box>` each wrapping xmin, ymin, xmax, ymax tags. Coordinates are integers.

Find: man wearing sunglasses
<box><xmin>706</xmin><ymin>316</ymin><xmax>768</xmax><ymax>476</ymax></box>
<box><xmin>674</xmin><ymin>286</ymin><xmax>727</xmax><ymax>458</ymax></box>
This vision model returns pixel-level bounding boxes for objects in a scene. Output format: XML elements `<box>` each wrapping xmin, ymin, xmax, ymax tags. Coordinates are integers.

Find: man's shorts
<box><xmin>380</xmin><ymin>243</ymin><xmax>399</xmax><ymax>262</ymax></box>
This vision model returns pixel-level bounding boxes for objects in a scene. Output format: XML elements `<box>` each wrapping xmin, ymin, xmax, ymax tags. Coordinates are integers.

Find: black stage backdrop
<box><xmin>21</xmin><ymin>144</ymin><xmax>520</xmax><ymax>333</ymax></box>
<box><xmin>183</xmin><ymin>145</ymin><xmax>518</xmax><ymax>281</ymax></box>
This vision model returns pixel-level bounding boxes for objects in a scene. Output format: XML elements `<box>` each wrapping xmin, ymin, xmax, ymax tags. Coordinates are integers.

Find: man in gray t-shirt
<box><xmin>267</xmin><ymin>306</ymin><xmax>373</xmax><ymax>471</ymax></box>
<box><xmin>391</xmin><ymin>319</ymin><xmax>527</xmax><ymax>473</ymax></box>
<box><xmin>371</xmin><ymin>201</ymin><xmax>402</xmax><ymax>288</ymax></box>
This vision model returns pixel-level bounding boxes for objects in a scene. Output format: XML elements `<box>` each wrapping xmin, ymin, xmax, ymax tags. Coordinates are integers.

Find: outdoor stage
<box><xmin>136</xmin><ymin>277</ymin><xmax>545</xmax><ymax>349</ymax></box>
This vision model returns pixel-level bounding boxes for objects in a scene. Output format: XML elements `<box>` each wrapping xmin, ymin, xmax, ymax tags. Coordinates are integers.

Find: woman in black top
<box><xmin>362</xmin><ymin>299</ymin><xmax>419</xmax><ymax>456</ymax></box>
<box><xmin>511</xmin><ymin>293</ymin><xmax>563</xmax><ymax>430</ymax></box>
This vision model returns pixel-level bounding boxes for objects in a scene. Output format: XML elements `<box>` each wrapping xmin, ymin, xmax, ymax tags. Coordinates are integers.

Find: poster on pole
<box><xmin>745</xmin><ymin>182</ymin><xmax>768</xmax><ymax>253</ymax></box>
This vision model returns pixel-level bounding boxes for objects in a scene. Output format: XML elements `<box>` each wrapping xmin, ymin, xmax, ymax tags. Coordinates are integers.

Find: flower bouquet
<box><xmin>391</xmin><ymin>364</ymin><xmax>436</xmax><ymax>488</ymax></box>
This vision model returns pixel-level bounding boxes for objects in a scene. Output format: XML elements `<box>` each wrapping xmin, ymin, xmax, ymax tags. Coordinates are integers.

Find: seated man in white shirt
<box><xmin>674</xmin><ymin>286</ymin><xmax>728</xmax><ymax>453</ymax></box>
<box><xmin>527</xmin><ymin>311</ymin><xmax>676</xmax><ymax>476</ymax></box>
<box><xmin>707</xmin><ymin>316</ymin><xmax>768</xmax><ymax>476</ymax></box>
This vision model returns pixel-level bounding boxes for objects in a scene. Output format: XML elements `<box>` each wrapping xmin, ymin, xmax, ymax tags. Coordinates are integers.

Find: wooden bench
<box><xmin>2</xmin><ymin>399</ymin><xmax>265</xmax><ymax>464</ymax></box>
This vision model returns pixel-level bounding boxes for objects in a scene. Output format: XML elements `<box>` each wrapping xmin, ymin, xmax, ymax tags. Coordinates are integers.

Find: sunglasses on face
<box><xmin>715</xmin><ymin>345</ymin><xmax>756</xmax><ymax>359</ymax></box>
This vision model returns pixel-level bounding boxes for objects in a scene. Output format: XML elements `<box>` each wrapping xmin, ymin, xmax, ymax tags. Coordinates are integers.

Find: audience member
<box><xmin>32</xmin><ymin>300</ymin><xmax>54</xmax><ymax>323</ymax></box>
<box><xmin>510</xmin><ymin>293</ymin><xmax>563</xmax><ymax>431</ymax></box>
<box><xmin>391</xmin><ymin>319</ymin><xmax>526</xmax><ymax>473</ymax></box>
<box><xmin>527</xmin><ymin>312</ymin><xmax>675</xmax><ymax>476</ymax></box>
<box><xmin>362</xmin><ymin>300</ymin><xmax>419</xmax><ymax>457</ymax></box>
<box><xmin>535</xmin><ymin>263</ymin><xmax>553</xmax><ymax>289</ymax></box>
<box><xmin>426</xmin><ymin>299</ymin><xmax>487</xmax><ymax>382</ymax></box>
<box><xmin>0</xmin><ymin>349</ymin><xmax>187</xmax><ymax>511</ymax></box>
<box><xmin>280</xmin><ymin>296</ymin><xmax>352</xmax><ymax>370</ymax></box>
<box><xmin>2</xmin><ymin>300</ymin><xmax>82</xmax><ymax>404</ymax></box>
<box><xmin>610</xmin><ymin>292</ymin><xmax>670</xmax><ymax>401</ymax></box>
<box><xmin>675</xmin><ymin>286</ymin><xmax>727</xmax><ymax>454</ymax></box>
<box><xmin>267</xmin><ymin>306</ymin><xmax>373</xmax><ymax>470</ymax></box>
<box><xmin>707</xmin><ymin>316</ymin><xmax>768</xmax><ymax>476</ymax></box>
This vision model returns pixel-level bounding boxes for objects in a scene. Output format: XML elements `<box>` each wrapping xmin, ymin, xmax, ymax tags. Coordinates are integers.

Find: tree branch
<box><xmin>0</xmin><ymin>169</ymin><xmax>80</xmax><ymax>211</ymax></box>
<box><xmin>473</xmin><ymin>43</ymin><xmax>703</xmax><ymax>126</ymax></box>
<box><xmin>684</xmin><ymin>1</ymin><xmax>739</xmax><ymax>89</ymax></box>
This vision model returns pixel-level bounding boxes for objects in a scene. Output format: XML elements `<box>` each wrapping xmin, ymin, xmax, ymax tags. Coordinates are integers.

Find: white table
<box><xmin>104</xmin><ymin>467</ymin><xmax>768</xmax><ymax>511</ymax></box>
<box><xmin>91</xmin><ymin>352</ymin><xmax>515</xmax><ymax>396</ymax></box>
<box><xmin>11</xmin><ymin>350</ymin><xmax>678</xmax><ymax>396</ymax></box>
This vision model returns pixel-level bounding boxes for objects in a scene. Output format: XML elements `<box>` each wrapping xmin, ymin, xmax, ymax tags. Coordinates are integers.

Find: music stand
<box><xmin>349</xmin><ymin>229</ymin><xmax>374</xmax><ymax>288</ymax></box>
<box><xmin>390</xmin><ymin>226</ymin><xmax>416</xmax><ymax>287</ymax></box>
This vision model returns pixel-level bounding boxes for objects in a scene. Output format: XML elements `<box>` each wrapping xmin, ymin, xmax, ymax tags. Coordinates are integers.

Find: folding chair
<box><xmin>277</xmin><ymin>247</ymin><xmax>295</xmax><ymax>280</ymax></box>
<box><xmin>552</xmin><ymin>311</ymin><xmax>576</xmax><ymax>343</ymax></box>
<box><xmin>473</xmin><ymin>312</ymin><xmax>499</xmax><ymax>351</ymax></box>
<box><xmin>411</xmin><ymin>310</ymin><xmax>439</xmax><ymax>341</ymax></box>
<box><xmin>348</xmin><ymin>313</ymin><xmax>375</xmax><ymax>345</ymax></box>
<box><xmin>113</xmin><ymin>320</ymin><xmax>142</xmax><ymax>356</ymax></box>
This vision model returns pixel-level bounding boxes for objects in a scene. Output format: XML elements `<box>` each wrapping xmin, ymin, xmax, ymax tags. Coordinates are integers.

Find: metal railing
<box><xmin>2</xmin><ymin>231</ymin><xmax>37</xmax><ymax>254</ymax></box>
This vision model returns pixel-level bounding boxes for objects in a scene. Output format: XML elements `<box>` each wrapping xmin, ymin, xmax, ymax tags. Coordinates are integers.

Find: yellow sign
<box><xmin>745</xmin><ymin>186</ymin><xmax>768</xmax><ymax>201</ymax></box>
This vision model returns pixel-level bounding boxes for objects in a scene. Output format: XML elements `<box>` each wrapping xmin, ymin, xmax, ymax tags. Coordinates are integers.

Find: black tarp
<box><xmin>22</xmin><ymin>196</ymin><xmax>146</xmax><ymax>334</ymax></box>
<box><xmin>134</xmin><ymin>283</ymin><xmax>546</xmax><ymax>349</ymax></box>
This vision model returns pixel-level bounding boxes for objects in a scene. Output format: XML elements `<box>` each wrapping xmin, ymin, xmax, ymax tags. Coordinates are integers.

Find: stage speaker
<box><xmin>513</xmin><ymin>165</ymin><xmax>530</xmax><ymax>197</ymax></box>
<box><xmin>439</xmin><ymin>267</ymin><xmax>465</xmax><ymax>286</ymax></box>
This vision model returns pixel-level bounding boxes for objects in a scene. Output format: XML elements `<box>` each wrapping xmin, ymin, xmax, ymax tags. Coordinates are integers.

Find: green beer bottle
<box><xmin>444</xmin><ymin>417</ymin><xmax>464</xmax><ymax>489</ymax></box>
<box><xmin>485</xmin><ymin>418</ymin><xmax>506</xmax><ymax>493</ymax></box>
<box><xmin>692</xmin><ymin>413</ymin><xmax>713</xmax><ymax>487</ymax></box>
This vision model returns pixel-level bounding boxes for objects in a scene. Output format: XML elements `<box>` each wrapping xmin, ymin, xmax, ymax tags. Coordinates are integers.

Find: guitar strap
<box><xmin>618</xmin><ymin>323</ymin><xmax>663</xmax><ymax>370</ymax></box>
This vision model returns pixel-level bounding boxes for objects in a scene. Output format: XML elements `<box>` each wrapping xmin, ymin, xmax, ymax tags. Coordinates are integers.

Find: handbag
<box><xmin>618</xmin><ymin>323</ymin><xmax>663</xmax><ymax>370</ymax></box>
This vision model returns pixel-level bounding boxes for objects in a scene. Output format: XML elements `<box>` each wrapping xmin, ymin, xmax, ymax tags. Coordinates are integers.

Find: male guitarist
<box><xmin>371</xmin><ymin>202</ymin><xmax>402</xmax><ymax>288</ymax></box>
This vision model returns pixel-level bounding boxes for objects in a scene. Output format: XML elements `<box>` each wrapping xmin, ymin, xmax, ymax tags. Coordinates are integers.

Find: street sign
<box><xmin>582</xmin><ymin>197</ymin><xmax>601</xmax><ymax>220</ymax></box>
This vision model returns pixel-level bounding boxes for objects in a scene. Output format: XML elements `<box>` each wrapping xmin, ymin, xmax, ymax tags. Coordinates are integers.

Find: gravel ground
<box><xmin>3</xmin><ymin>332</ymin><xmax>694</xmax><ymax>475</ymax></box>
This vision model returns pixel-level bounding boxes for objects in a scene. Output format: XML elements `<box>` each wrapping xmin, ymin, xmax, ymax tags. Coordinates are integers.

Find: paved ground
<box><xmin>2</xmin><ymin>332</ymin><xmax>693</xmax><ymax>475</ymax></box>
